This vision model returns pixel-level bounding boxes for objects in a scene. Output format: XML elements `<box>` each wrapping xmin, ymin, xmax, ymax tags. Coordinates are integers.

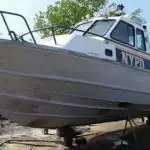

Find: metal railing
<box><xmin>19</xmin><ymin>26</ymin><xmax>106</xmax><ymax>45</ymax></box>
<box><xmin>0</xmin><ymin>10</ymin><xmax>108</xmax><ymax>45</ymax></box>
<box><xmin>0</xmin><ymin>10</ymin><xmax>36</xmax><ymax>44</ymax></box>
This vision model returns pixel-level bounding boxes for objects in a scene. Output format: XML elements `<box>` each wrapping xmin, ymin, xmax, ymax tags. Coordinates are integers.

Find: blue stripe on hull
<box><xmin>116</xmin><ymin>48</ymin><xmax>150</xmax><ymax>70</ymax></box>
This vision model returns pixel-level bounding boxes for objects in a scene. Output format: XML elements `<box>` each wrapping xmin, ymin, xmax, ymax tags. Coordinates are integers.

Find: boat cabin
<box><xmin>28</xmin><ymin>12</ymin><xmax>150</xmax><ymax>70</ymax></box>
<box><xmin>71</xmin><ymin>14</ymin><xmax>149</xmax><ymax>52</ymax></box>
<box><xmin>53</xmin><ymin>13</ymin><xmax>149</xmax><ymax>70</ymax></box>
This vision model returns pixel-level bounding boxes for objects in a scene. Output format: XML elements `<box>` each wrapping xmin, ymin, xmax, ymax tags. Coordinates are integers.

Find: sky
<box><xmin>0</xmin><ymin>0</ymin><xmax>56</xmax><ymax>39</ymax></box>
<box><xmin>109</xmin><ymin>0</ymin><xmax>150</xmax><ymax>27</ymax></box>
<box><xmin>0</xmin><ymin>0</ymin><xmax>150</xmax><ymax>39</ymax></box>
<box><xmin>0</xmin><ymin>0</ymin><xmax>55</xmax><ymax>28</ymax></box>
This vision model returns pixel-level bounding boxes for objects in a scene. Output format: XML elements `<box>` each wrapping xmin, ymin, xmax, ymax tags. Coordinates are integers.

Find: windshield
<box><xmin>71</xmin><ymin>19</ymin><xmax>115</xmax><ymax>37</ymax></box>
<box><xmin>85</xmin><ymin>20</ymin><xmax>116</xmax><ymax>37</ymax></box>
<box><xmin>71</xmin><ymin>21</ymin><xmax>93</xmax><ymax>35</ymax></box>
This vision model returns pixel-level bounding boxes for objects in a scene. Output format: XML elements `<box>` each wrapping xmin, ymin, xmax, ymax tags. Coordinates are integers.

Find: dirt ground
<box><xmin>0</xmin><ymin>119</ymin><xmax>149</xmax><ymax>150</ymax></box>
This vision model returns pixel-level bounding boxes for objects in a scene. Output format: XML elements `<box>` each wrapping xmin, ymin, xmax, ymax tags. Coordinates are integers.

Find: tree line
<box><xmin>34</xmin><ymin>0</ymin><xmax>146</xmax><ymax>38</ymax></box>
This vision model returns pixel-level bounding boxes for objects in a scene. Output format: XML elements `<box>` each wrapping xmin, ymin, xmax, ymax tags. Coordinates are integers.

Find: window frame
<box><xmin>70</xmin><ymin>21</ymin><xmax>93</xmax><ymax>34</ymax></box>
<box><xmin>110</xmin><ymin>20</ymin><xmax>135</xmax><ymax>47</ymax></box>
<box><xmin>83</xmin><ymin>19</ymin><xmax>116</xmax><ymax>37</ymax></box>
<box><xmin>136</xmin><ymin>28</ymin><xmax>146</xmax><ymax>51</ymax></box>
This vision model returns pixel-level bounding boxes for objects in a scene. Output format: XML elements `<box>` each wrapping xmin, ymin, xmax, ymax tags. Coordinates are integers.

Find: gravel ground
<box><xmin>0</xmin><ymin>119</ymin><xmax>148</xmax><ymax>150</ymax></box>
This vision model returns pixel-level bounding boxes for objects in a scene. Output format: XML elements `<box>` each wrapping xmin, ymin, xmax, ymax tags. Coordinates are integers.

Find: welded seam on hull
<box><xmin>0</xmin><ymin>68</ymin><xmax>149</xmax><ymax>97</ymax></box>
<box><xmin>0</xmin><ymin>109</ymin><xmax>109</xmax><ymax>118</ymax></box>
<box><xmin>0</xmin><ymin>92</ymin><xmax>124</xmax><ymax>110</ymax></box>
<box><xmin>0</xmin><ymin>108</ymin><xmax>148</xmax><ymax>119</ymax></box>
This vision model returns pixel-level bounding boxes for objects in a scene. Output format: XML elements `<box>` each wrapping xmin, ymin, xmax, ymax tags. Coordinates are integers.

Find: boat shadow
<box><xmin>66</xmin><ymin>124</ymin><xmax>150</xmax><ymax>150</ymax></box>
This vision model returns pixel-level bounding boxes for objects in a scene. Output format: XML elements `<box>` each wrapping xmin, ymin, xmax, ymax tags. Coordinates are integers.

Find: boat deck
<box><xmin>0</xmin><ymin>119</ymin><xmax>149</xmax><ymax>150</ymax></box>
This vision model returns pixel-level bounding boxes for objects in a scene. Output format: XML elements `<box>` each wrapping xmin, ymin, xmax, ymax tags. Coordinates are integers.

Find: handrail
<box><xmin>0</xmin><ymin>10</ymin><xmax>36</xmax><ymax>44</ymax></box>
<box><xmin>19</xmin><ymin>25</ymin><xmax>106</xmax><ymax>45</ymax></box>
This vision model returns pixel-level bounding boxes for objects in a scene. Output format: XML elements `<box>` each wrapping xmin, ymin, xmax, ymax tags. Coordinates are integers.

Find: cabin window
<box><xmin>136</xmin><ymin>28</ymin><xmax>146</xmax><ymax>51</ymax></box>
<box><xmin>111</xmin><ymin>21</ymin><xmax>135</xmax><ymax>46</ymax></box>
<box><xmin>71</xmin><ymin>21</ymin><xmax>93</xmax><ymax>35</ymax></box>
<box><xmin>85</xmin><ymin>20</ymin><xmax>115</xmax><ymax>37</ymax></box>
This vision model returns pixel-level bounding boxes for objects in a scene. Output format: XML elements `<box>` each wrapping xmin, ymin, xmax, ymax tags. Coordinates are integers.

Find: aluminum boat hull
<box><xmin>0</xmin><ymin>41</ymin><xmax>150</xmax><ymax>128</ymax></box>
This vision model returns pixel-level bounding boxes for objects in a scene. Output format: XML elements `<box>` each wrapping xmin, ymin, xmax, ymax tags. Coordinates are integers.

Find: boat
<box><xmin>0</xmin><ymin>4</ymin><xmax>150</xmax><ymax>129</ymax></box>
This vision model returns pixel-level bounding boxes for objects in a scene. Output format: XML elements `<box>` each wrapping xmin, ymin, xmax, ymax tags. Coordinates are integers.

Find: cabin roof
<box><xmin>78</xmin><ymin>14</ymin><xmax>145</xmax><ymax>31</ymax></box>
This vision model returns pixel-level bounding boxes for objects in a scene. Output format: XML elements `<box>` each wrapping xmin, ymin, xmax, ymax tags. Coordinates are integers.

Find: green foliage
<box><xmin>34</xmin><ymin>0</ymin><xmax>107</xmax><ymax>38</ymax></box>
<box><xmin>131</xmin><ymin>8</ymin><xmax>146</xmax><ymax>24</ymax></box>
<box><xmin>109</xmin><ymin>8</ymin><xmax>146</xmax><ymax>24</ymax></box>
<box><xmin>34</xmin><ymin>1</ymin><xmax>146</xmax><ymax>38</ymax></box>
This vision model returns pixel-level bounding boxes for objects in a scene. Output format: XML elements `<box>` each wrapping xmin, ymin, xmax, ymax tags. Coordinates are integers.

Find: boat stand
<box><xmin>43</xmin><ymin>128</ymin><xmax>49</xmax><ymax>134</ymax></box>
<box><xmin>120</xmin><ymin>115</ymin><xmax>140</xmax><ymax>149</ymax></box>
<box><xmin>0</xmin><ymin>115</ymin><xmax>4</xmax><ymax>128</ymax></box>
<box><xmin>146</xmin><ymin>116</ymin><xmax>150</xmax><ymax>125</ymax></box>
<box><xmin>57</xmin><ymin>126</ymin><xmax>86</xmax><ymax>147</ymax></box>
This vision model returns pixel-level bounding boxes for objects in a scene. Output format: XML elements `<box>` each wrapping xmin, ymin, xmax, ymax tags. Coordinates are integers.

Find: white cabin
<box><xmin>39</xmin><ymin>13</ymin><xmax>150</xmax><ymax>70</ymax></box>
